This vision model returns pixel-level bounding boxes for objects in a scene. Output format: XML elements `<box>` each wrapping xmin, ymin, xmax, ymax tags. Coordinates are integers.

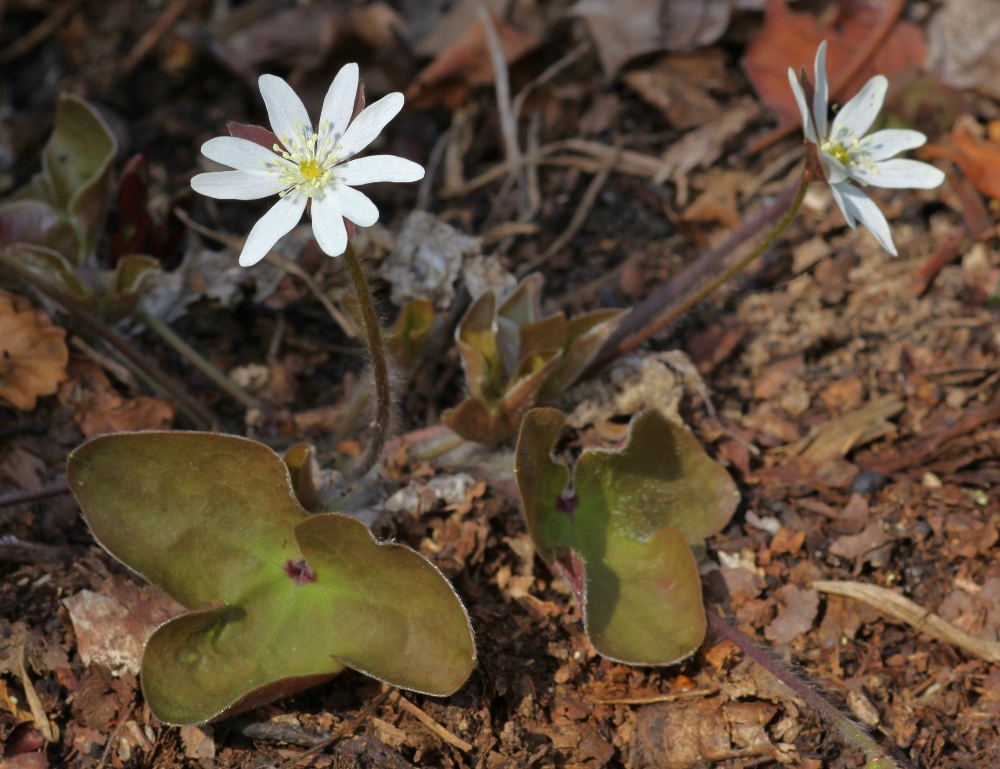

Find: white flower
<box><xmin>191</xmin><ymin>64</ymin><xmax>424</xmax><ymax>266</ymax></box>
<box><xmin>788</xmin><ymin>41</ymin><xmax>945</xmax><ymax>255</ymax></box>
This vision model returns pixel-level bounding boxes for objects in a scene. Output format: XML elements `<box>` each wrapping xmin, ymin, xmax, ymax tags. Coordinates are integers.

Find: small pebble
<box><xmin>850</xmin><ymin>470</ymin><xmax>887</xmax><ymax>495</ymax></box>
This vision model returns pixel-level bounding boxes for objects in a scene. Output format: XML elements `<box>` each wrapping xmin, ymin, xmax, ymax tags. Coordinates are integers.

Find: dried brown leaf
<box><xmin>0</xmin><ymin>290</ymin><xmax>68</xmax><ymax>411</ymax></box>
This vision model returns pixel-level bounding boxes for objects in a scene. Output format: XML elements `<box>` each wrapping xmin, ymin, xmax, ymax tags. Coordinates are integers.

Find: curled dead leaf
<box><xmin>406</xmin><ymin>10</ymin><xmax>539</xmax><ymax>109</ymax></box>
<box><xmin>0</xmin><ymin>290</ymin><xmax>69</xmax><ymax>411</ymax></box>
<box><xmin>57</xmin><ymin>358</ymin><xmax>175</xmax><ymax>436</ymax></box>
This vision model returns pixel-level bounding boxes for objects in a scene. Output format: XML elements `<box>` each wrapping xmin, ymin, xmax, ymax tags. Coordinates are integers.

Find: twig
<box><xmin>0</xmin><ymin>483</ymin><xmax>71</xmax><ymax>509</ymax></box>
<box><xmin>16</xmin><ymin>646</ymin><xmax>58</xmax><ymax>742</ymax></box>
<box><xmin>343</xmin><ymin>240</ymin><xmax>391</xmax><ymax>478</ymax></box>
<box><xmin>70</xmin><ymin>336</ymin><xmax>141</xmax><ymax>394</ymax></box>
<box><xmin>445</xmin><ymin>138</ymin><xmax>666</xmax><ymax>197</ymax></box>
<box><xmin>0</xmin><ymin>0</ymin><xmax>84</xmax><ymax>64</ymax></box>
<box><xmin>0</xmin><ymin>539</ymin><xmax>72</xmax><ymax>564</ymax></box>
<box><xmin>813</xmin><ymin>580</ymin><xmax>1000</xmax><ymax>664</ymax></box>
<box><xmin>588</xmin><ymin>688</ymin><xmax>717</xmax><ymax>705</ymax></box>
<box><xmin>587</xmin><ymin>178</ymin><xmax>801</xmax><ymax>375</ymax></box>
<box><xmin>510</xmin><ymin>40</ymin><xmax>590</xmax><ymax>126</ymax></box>
<box><xmin>516</xmin><ymin>139</ymin><xmax>623</xmax><ymax>277</ymax></box>
<box><xmin>276</xmin><ymin>687</ymin><xmax>392</xmax><ymax>768</ymax></box>
<box><xmin>175</xmin><ymin>209</ymin><xmax>357</xmax><ymax>337</ymax></box>
<box><xmin>136</xmin><ymin>307</ymin><xmax>266</xmax><ymax>413</ymax></box>
<box><xmin>389</xmin><ymin>691</ymin><xmax>473</xmax><ymax>752</ymax></box>
<box><xmin>416</xmin><ymin>125</ymin><xmax>454</xmax><ymax>211</ymax></box>
<box><xmin>910</xmin><ymin>229</ymin><xmax>964</xmax><ymax>296</ymax></box>
<box><xmin>592</xmin><ymin>172</ymin><xmax>809</xmax><ymax>368</ymax></box>
<box><xmin>864</xmin><ymin>389</ymin><xmax>1000</xmax><ymax>474</ymax></box>
<box><xmin>479</xmin><ymin>7</ymin><xmax>525</xmax><ymax>217</ymax></box>
<box><xmin>121</xmin><ymin>0</ymin><xmax>192</xmax><ymax>73</ymax></box>
<box><xmin>0</xmin><ymin>250</ymin><xmax>217</xmax><ymax>429</ymax></box>
<box><xmin>94</xmin><ymin>702</ymin><xmax>137</xmax><ymax>769</ymax></box>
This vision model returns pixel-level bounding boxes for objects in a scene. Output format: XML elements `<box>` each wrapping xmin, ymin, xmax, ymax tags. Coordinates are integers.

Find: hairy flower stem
<box><xmin>137</xmin><ymin>308</ymin><xmax>265</xmax><ymax>413</ymax></box>
<box><xmin>706</xmin><ymin>612</ymin><xmax>897</xmax><ymax>769</ymax></box>
<box><xmin>343</xmin><ymin>240</ymin><xmax>391</xmax><ymax>477</ymax></box>
<box><xmin>588</xmin><ymin>175</ymin><xmax>810</xmax><ymax>375</ymax></box>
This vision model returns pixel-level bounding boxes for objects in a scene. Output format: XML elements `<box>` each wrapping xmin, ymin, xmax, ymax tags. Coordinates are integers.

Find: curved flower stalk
<box><xmin>788</xmin><ymin>41</ymin><xmax>945</xmax><ymax>255</ymax></box>
<box><xmin>192</xmin><ymin>64</ymin><xmax>424</xmax><ymax>267</ymax></box>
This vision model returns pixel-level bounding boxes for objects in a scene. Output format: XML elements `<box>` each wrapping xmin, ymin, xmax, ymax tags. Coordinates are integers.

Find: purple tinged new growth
<box><xmin>283</xmin><ymin>558</ymin><xmax>317</xmax><ymax>585</ymax></box>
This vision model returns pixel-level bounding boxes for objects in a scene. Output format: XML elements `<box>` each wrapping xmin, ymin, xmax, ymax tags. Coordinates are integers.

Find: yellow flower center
<box><xmin>824</xmin><ymin>141</ymin><xmax>851</xmax><ymax>165</ymax></box>
<box><xmin>299</xmin><ymin>158</ymin><xmax>323</xmax><ymax>181</ymax></box>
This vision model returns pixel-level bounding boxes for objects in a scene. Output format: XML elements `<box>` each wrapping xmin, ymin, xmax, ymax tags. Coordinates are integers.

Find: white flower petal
<box><xmin>832</xmin><ymin>182</ymin><xmax>896</xmax><ymax>255</ymax></box>
<box><xmin>813</xmin><ymin>40</ymin><xmax>829</xmax><ymax>139</ymax></box>
<box><xmin>320</xmin><ymin>63</ymin><xmax>359</xmax><ymax>145</ymax></box>
<box><xmin>830</xmin><ymin>75</ymin><xmax>887</xmax><ymax>142</ymax></box>
<box><xmin>851</xmin><ymin>158</ymin><xmax>946</xmax><ymax>189</ymax></box>
<box><xmin>259</xmin><ymin>74</ymin><xmax>312</xmax><ymax>149</ymax></box>
<box><xmin>338</xmin><ymin>92</ymin><xmax>404</xmax><ymax>160</ymax></box>
<box><xmin>201</xmin><ymin>136</ymin><xmax>288</xmax><ymax>171</ymax></box>
<box><xmin>860</xmin><ymin>129</ymin><xmax>927</xmax><ymax>161</ymax></box>
<box><xmin>829</xmin><ymin>182</ymin><xmax>857</xmax><ymax>229</ymax></box>
<box><xmin>311</xmin><ymin>193</ymin><xmax>348</xmax><ymax>257</ymax></box>
<box><xmin>788</xmin><ymin>69</ymin><xmax>818</xmax><ymax>144</ymax></box>
<box><xmin>820</xmin><ymin>152</ymin><xmax>849</xmax><ymax>185</ymax></box>
<box><xmin>239</xmin><ymin>192</ymin><xmax>307</xmax><ymax>267</ymax></box>
<box><xmin>337</xmin><ymin>155</ymin><xmax>425</xmax><ymax>186</ymax></box>
<box><xmin>335</xmin><ymin>185</ymin><xmax>379</xmax><ymax>227</ymax></box>
<box><xmin>191</xmin><ymin>170</ymin><xmax>284</xmax><ymax>200</ymax></box>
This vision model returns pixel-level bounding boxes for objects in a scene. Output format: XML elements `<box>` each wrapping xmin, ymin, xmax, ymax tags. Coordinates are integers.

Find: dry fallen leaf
<box><xmin>57</xmin><ymin>358</ymin><xmax>175</xmax><ymax>436</ymax></box>
<box><xmin>942</xmin><ymin>129</ymin><xmax>1000</xmax><ymax>200</ymax></box>
<box><xmin>623</xmin><ymin>49</ymin><xmax>726</xmax><ymax>129</ymax></box>
<box><xmin>926</xmin><ymin>0</ymin><xmax>1000</xmax><ymax>101</ymax></box>
<box><xmin>406</xmin><ymin>10</ymin><xmax>539</xmax><ymax>109</ymax></box>
<box><xmin>681</xmin><ymin>170</ymin><xmax>749</xmax><ymax>229</ymax></box>
<box><xmin>573</xmin><ymin>0</ymin><xmax>733</xmax><ymax>76</ymax></box>
<box><xmin>0</xmin><ymin>290</ymin><xmax>69</xmax><ymax>411</ymax></box>
<box><xmin>63</xmin><ymin>576</ymin><xmax>185</xmax><ymax>677</ymax></box>
<box><xmin>742</xmin><ymin>0</ymin><xmax>924</xmax><ymax>134</ymax></box>
<box><xmin>764</xmin><ymin>585</ymin><xmax>819</xmax><ymax>645</ymax></box>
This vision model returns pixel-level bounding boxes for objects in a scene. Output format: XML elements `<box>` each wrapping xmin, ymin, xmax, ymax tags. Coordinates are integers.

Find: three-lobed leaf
<box><xmin>68</xmin><ymin>432</ymin><xmax>475</xmax><ymax>725</ymax></box>
<box><xmin>515</xmin><ymin>408</ymin><xmax>739</xmax><ymax>665</ymax></box>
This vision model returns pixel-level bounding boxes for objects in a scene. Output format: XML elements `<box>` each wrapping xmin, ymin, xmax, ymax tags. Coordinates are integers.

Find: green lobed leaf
<box><xmin>515</xmin><ymin>408</ymin><xmax>739</xmax><ymax>665</ymax></box>
<box><xmin>68</xmin><ymin>432</ymin><xmax>475</xmax><ymax>724</ymax></box>
<box><xmin>40</xmin><ymin>94</ymin><xmax>117</xmax><ymax>262</ymax></box>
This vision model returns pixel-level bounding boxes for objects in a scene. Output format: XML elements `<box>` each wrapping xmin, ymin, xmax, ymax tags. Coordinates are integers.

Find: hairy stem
<box><xmin>137</xmin><ymin>308</ymin><xmax>265</xmax><ymax>413</ymax></box>
<box><xmin>587</xmin><ymin>177</ymin><xmax>807</xmax><ymax>375</ymax></box>
<box><xmin>706</xmin><ymin>612</ymin><xmax>897</xmax><ymax>769</ymax></box>
<box><xmin>0</xmin><ymin>250</ymin><xmax>217</xmax><ymax>430</ymax></box>
<box><xmin>343</xmin><ymin>240</ymin><xmax>391</xmax><ymax>477</ymax></box>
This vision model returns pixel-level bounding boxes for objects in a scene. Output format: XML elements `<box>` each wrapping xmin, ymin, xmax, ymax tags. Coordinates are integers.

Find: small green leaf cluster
<box><xmin>0</xmin><ymin>96</ymin><xmax>176</xmax><ymax>321</ymax></box>
<box><xmin>444</xmin><ymin>274</ymin><xmax>627</xmax><ymax>445</ymax></box>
